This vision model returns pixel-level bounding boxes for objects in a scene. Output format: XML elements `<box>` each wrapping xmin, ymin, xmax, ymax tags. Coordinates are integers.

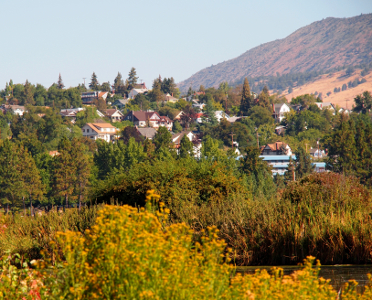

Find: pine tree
<box><xmin>284</xmin><ymin>157</ymin><xmax>295</xmax><ymax>183</ymax></box>
<box><xmin>203</xmin><ymin>98</ymin><xmax>218</xmax><ymax>126</ymax></box>
<box><xmin>258</xmin><ymin>85</ymin><xmax>270</xmax><ymax>109</ymax></box>
<box><xmin>70</xmin><ymin>138</ymin><xmax>92</xmax><ymax>210</ymax></box>
<box><xmin>295</xmin><ymin>146</ymin><xmax>314</xmax><ymax>179</ymax></box>
<box><xmin>57</xmin><ymin>73</ymin><xmax>65</xmax><ymax>89</ymax></box>
<box><xmin>153</xmin><ymin>126</ymin><xmax>173</xmax><ymax>152</ymax></box>
<box><xmin>18</xmin><ymin>144</ymin><xmax>44</xmax><ymax>215</ymax></box>
<box><xmin>128</xmin><ymin>67</ymin><xmax>138</xmax><ymax>89</ymax></box>
<box><xmin>0</xmin><ymin>140</ymin><xmax>22</xmax><ymax>213</ymax></box>
<box><xmin>114</xmin><ymin>72</ymin><xmax>126</xmax><ymax>95</ymax></box>
<box><xmin>89</xmin><ymin>72</ymin><xmax>99</xmax><ymax>91</ymax></box>
<box><xmin>326</xmin><ymin>116</ymin><xmax>358</xmax><ymax>175</ymax></box>
<box><xmin>23</xmin><ymin>80</ymin><xmax>35</xmax><ymax>106</ymax></box>
<box><xmin>240</xmin><ymin>78</ymin><xmax>252</xmax><ymax>116</ymax></box>
<box><xmin>179</xmin><ymin>135</ymin><xmax>194</xmax><ymax>158</ymax></box>
<box><xmin>53</xmin><ymin>137</ymin><xmax>75</xmax><ymax>208</ymax></box>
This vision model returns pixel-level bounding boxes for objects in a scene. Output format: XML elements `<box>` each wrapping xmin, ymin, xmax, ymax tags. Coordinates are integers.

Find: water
<box><xmin>237</xmin><ymin>265</ymin><xmax>372</xmax><ymax>293</ymax></box>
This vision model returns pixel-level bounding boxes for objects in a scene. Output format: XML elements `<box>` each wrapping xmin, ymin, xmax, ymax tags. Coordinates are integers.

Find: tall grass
<box><xmin>179</xmin><ymin>172</ymin><xmax>372</xmax><ymax>265</ymax></box>
<box><xmin>1</xmin><ymin>195</ymin><xmax>372</xmax><ymax>299</ymax></box>
<box><xmin>0</xmin><ymin>206</ymin><xmax>100</xmax><ymax>260</ymax></box>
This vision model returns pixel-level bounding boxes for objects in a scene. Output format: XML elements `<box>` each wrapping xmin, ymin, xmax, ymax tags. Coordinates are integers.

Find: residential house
<box><xmin>338</xmin><ymin>107</ymin><xmax>350</xmax><ymax>114</ymax></box>
<box><xmin>315</xmin><ymin>102</ymin><xmax>336</xmax><ymax>114</ymax></box>
<box><xmin>226</xmin><ymin>116</ymin><xmax>244</xmax><ymax>123</ymax></box>
<box><xmin>0</xmin><ymin>104</ymin><xmax>26</xmax><ymax>116</ymax></box>
<box><xmin>60</xmin><ymin>108</ymin><xmax>84</xmax><ymax>123</ymax></box>
<box><xmin>192</xmin><ymin>103</ymin><xmax>205</xmax><ymax>111</ymax></box>
<box><xmin>273</xmin><ymin>103</ymin><xmax>291</xmax><ymax>122</ymax></box>
<box><xmin>215</xmin><ymin>111</ymin><xmax>230</xmax><ymax>122</ymax></box>
<box><xmin>275</xmin><ymin>125</ymin><xmax>286</xmax><ymax>136</ymax></box>
<box><xmin>193</xmin><ymin>113</ymin><xmax>204</xmax><ymax>123</ymax></box>
<box><xmin>104</xmin><ymin>109</ymin><xmax>124</xmax><ymax>122</ymax></box>
<box><xmin>260</xmin><ymin>141</ymin><xmax>292</xmax><ymax>156</ymax></box>
<box><xmin>136</xmin><ymin>127</ymin><xmax>157</xmax><ymax>140</ymax></box>
<box><xmin>173</xmin><ymin>111</ymin><xmax>184</xmax><ymax>121</ymax></box>
<box><xmin>123</xmin><ymin>110</ymin><xmax>173</xmax><ymax>130</ymax></box>
<box><xmin>81</xmin><ymin>91</ymin><xmax>109</xmax><ymax>105</ymax></box>
<box><xmin>172</xmin><ymin>131</ymin><xmax>202</xmax><ymax>158</ymax></box>
<box><xmin>309</xmin><ymin>148</ymin><xmax>326</xmax><ymax>158</ymax></box>
<box><xmin>128</xmin><ymin>88</ymin><xmax>148</xmax><ymax>99</ymax></box>
<box><xmin>112</xmin><ymin>99</ymin><xmax>129</xmax><ymax>109</ymax></box>
<box><xmin>81</xmin><ymin>123</ymin><xmax>119</xmax><ymax>142</ymax></box>
<box><xmin>164</xmin><ymin>93</ymin><xmax>178</xmax><ymax>103</ymax></box>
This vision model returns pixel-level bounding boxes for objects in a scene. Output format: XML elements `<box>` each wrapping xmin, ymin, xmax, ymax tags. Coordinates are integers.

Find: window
<box><xmin>87</xmin><ymin>129</ymin><xmax>90</xmax><ymax>133</ymax></box>
<box><xmin>82</xmin><ymin>129</ymin><xmax>85</xmax><ymax>132</ymax></box>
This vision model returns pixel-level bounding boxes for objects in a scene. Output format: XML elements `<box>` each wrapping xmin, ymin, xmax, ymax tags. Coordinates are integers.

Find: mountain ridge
<box><xmin>178</xmin><ymin>14</ymin><xmax>372</xmax><ymax>91</ymax></box>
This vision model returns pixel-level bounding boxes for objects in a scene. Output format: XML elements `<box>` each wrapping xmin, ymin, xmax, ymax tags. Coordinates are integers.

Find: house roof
<box><xmin>113</xmin><ymin>99</ymin><xmax>129</xmax><ymax>105</ymax></box>
<box><xmin>125</xmin><ymin>110</ymin><xmax>160</xmax><ymax>122</ymax></box>
<box><xmin>165</xmin><ymin>93</ymin><xmax>178</xmax><ymax>102</ymax></box>
<box><xmin>264</xmin><ymin>142</ymin><xmax>289</xmax><ymax>152</ymax></box>
<box><xmin>85</xmin><ymin>123</ymin><xmax>101</xmax><ymax>134</ymax></box>
<box><xmin>92</xmin><ymin>122</ymin><xmax>116</xmax><ymax>128</ymax></box>
<box><xmin>104</xmin><ymin>109</ymin><xmax>123</xmax><ymax>117</ymax></box>
<box><xmin>136</xmin><ymin>127</ymin><xmax>157</xmax><ymax>139</ymax></box>
<box><xmin>172</xmin><ymin>131</ymin><xmax>193</xmax><ymax>145</ymax></box>
<box><xmin>48</xmin><ymin>150</ymin><xmax>60</xmax><ymax>157</ymax></box>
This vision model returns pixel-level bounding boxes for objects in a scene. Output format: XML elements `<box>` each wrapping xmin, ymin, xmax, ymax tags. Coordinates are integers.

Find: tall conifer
<box><xmin>240</xmin><ymin>78</ymin><xmax>252</xmax><ymax>116</ymax></box>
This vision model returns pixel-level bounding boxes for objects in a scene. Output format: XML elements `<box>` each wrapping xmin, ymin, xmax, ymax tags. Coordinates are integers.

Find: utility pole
<box><xmin>345</xmin><ymin>99</ymin><xmax>350</xmax><ymax>110</ymax></box>
<box><xmin>229</xmin><ymin>132</ymin><xmax>235</xmax><ymax>150</ymax></box>
<box><xmin>83</xmin><ymin>77</ymin><xmax>86</xmax><ymax>87</ymax></box>
<box><xmin>305</xmin><ymin>143</ymin><xmax>309</xmax><ymax>153</ymax></box>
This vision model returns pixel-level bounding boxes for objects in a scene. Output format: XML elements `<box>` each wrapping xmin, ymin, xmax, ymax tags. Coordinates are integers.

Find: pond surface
<box><xmin>237</xmin><ymin>265</ymin><xmax>372</xmax><ymax>293</ymax></box>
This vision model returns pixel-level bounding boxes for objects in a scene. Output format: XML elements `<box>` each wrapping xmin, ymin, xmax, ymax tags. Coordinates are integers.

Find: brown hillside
<box><xmin>178</xmin><ymin>14</ymin><xmax>372</xmax><ymax>91</ymax></box>
<box><xmin>282</xmin><ymin>69</ymin><xmax>372</xmax><ymax>108</ymax></box>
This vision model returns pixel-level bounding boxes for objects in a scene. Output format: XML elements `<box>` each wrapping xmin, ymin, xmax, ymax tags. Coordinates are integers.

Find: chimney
<box><xmin>172</xmin><ymin>93</ymin><xmax>173</xmax><ymax>97</ymax></box>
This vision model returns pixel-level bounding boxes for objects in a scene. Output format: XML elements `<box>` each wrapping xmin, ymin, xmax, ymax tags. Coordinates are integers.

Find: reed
<box><xmin>0</xmin><ymin>205</ymin><xmax>100</xmax><ymax>260</ymax></box>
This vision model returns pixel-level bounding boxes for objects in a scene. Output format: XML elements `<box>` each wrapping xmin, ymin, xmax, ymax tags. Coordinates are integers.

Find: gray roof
<box><xmin>136</xmin><ymin>127</ymin><xmax>157</xmax><ymax>139</ymax></box>
<box><xmin>113</xmin><ymin>99</ymin><xmax>129</xmax><ymax>106</ymax></box>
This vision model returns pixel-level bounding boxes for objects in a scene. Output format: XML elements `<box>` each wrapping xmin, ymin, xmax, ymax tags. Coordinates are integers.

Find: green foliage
<box><xmin>248</xmin><ymin>106</ymin><xmax>274</xmax><ymax>128</ymax></box>
<box><xmin>239</xmin><ymin>78</ymin><xmax>252</xmax><ymax>116</ymax></box>
<box><xmin>353</xmin><ymin>91</ymin><xmax>372</xmax><ymax>114</ymax></box>
<box><xmin>127</xmin><ymin>67</ymin><xmax>138</xmax><ymax>89</ymax></box>
<box><xmin>89</xmin><ymin>72</ymin><xmax>99</xmax><ymax>91</ymax></box>
<box><xmin>294</xmin><ymin>146</ymin><xmax>314</xmax><ymax>179</ymax></box>
<box><xmin>179</xmin><ymin>135</ymin><xmax>193</xmax><ymax>158</ymax></box>
<box><xmin>172</xmin><ymin>120</ymin><xmax>183</xmax><ymax>133</ymax></box>
<box><xmin>240</xmin><ymin>146</ymin><xmax>276</xmax><ymax>198</ymax></box>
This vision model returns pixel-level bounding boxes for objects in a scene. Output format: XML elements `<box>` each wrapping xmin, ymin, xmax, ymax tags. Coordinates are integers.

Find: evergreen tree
<box><xmin>355</xmin><ymin>120</ymin><xmax>372</xmax><ymax>183</ymax></box>
<box><xmin>153</xmin><ymin>126</ymin><xmax>173</xmax><ymax>151</ymax></box>
<box><xmin>113</xmin><ymin>72</ymin><xmax>126</xmax><ymax>95</ymax></box>
<box><xmin>22</xmin><ymin>80</ymin><xmax>35</xmax><ymax>106</ymax></box>
<box><xmin>0</xmin><ymin>140</ymin><xmax>22</xmax><ymax>213</ymax></box>
<box><xmin>172</xmin><ymin>121</ymin><xmax>183</xmax><ymax>133</ymax></box>
<box><xmin>70</xmin><ymin>138</ymin><xmax>92</xmax><ymax>210</ymax></box>
<box><xmin>18</xmin><ymin>144</ymin><xmax>44</xmax><ymax>215</ymax></box>
<box><xmin>57</xmin><ymin>73</ymin><xmax>65</xmax><ymax>89</ymax></box>
<box><xmin>284</xmin><ymin>157</ymin><xmax>295</xmax><ymax>183</ymax></box>
<box><xmin>179</xmin><ymin>135</ymin><xmax>194</xmax><ymax>158</ymax></box>
<box><xmin>53</xmin><ymin>137</ymin><xmax>75</xmax><ymax>208</ymax></box>
<box><xmin>128</xmin><ymin>67</ymin><xmax>138</xmax><ymax>89</ymax></box>
<box><xmin>294</xmin><ymin>146</ymin><xmax>314</xmax><ymax>179</ymax></box>
<box><xmin>258</xmin><ymin>85</ymin><xmax>270</xmax><ymax>109</ymax></box>
<box><xmin>89</xmin><ymin>72</ymin><xmax>99</xmax><ymax>91</ymax></box>
<box><xmin>240</xmin><ymin>78</ymin><xmax>252</xmax><ymax>116</ymax></box>
<box><xmin>325</xmin><ymin>116</ymin><xmax>358</xmax><ymax>175</ymax></box>
<box><xmin>203</xmin><ymin>99</ymin><xmax>218</xmax><ymax>126</ymax></box>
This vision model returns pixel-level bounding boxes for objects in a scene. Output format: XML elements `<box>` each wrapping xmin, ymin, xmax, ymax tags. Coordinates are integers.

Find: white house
<box><xmin>128</xmin><ymin>88</ymin><xmax>148</xmax><ymax>99</ymax></box>
<box><xmin>104</xmin><ymin>109</ymin><xmax>124</xmax><ymax>122</ymax></box>
<box><xmin>0</xmin><ymin>104</ymin><xmax>26</xmax><ymax>116</ymax></box>
<box><xmin>192</xmin><ymin>103</ymin><xmax>205</xmax><ymax>110</ymax></box>
<box><xmin>309</xmin><ymin>148</ymin><xmax>326</xmax><ymax>158</ymax></box>
<box><xmin>172</xmin><ymin>131</ymin><xmax>202</xmax><ymax>158</ymax></box>
<box><xmin>273</xmin><ymin>103</ymin><xmax>291</xmax><ymax>122</ymax></box>
<box><xmin>81</xmin><ymin>123</ymin><xmax>119</xmax><ymax>143</ymax></box>
<box><xmin>214</xmin><ymin>111</ymin><xmax>230</xmax><ymax>122</ymax></box>
<box><xmin>315</xmin><ymin>102</ymin><xmax>336</xmax><ymax>114</ymax></box>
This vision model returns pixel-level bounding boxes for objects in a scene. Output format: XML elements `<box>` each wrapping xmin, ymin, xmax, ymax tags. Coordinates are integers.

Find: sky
<box><xmin>1</xmin><ymin>0</ymin><xmax>371</xmax><ymax>90</ymax></box>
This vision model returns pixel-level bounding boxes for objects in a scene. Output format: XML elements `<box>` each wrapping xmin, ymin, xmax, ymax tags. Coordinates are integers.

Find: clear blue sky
<box><xmin>1</xmin><ymin>0</ymin><xmax>371</xmax><ymax>89</ymax></box>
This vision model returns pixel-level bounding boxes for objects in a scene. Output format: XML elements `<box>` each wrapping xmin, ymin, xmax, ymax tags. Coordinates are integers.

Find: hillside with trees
<box><xmin>178</xmin><ymin>13</ymin><xmax>372</xmax><ymax>91</ymax></box>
